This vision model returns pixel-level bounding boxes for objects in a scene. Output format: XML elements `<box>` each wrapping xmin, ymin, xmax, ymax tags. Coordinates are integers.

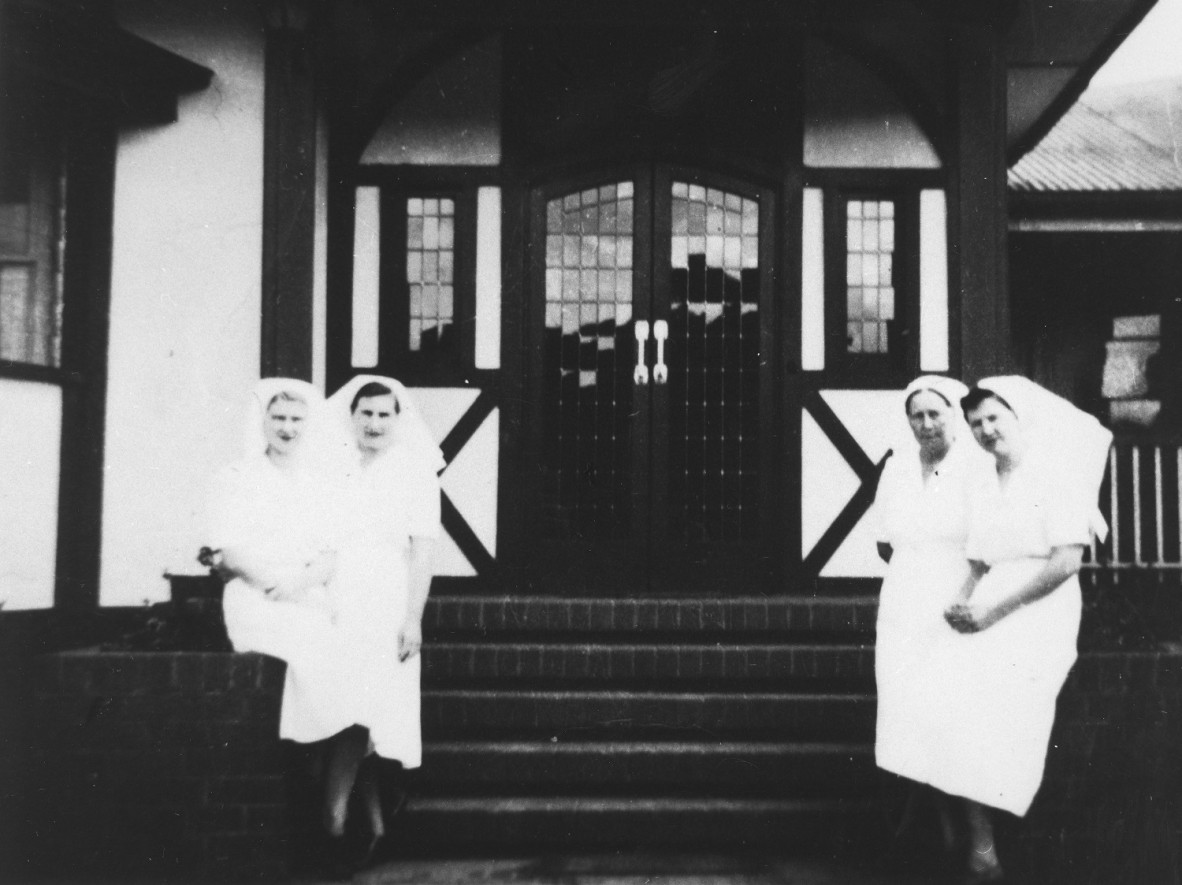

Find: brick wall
<box><xmin>5</xmin><ymin>589</ymin><xmax>1181</xmax><ymax>880</ymax></box>
<box><xmin>1020</xmin><ymin>652</ymin><xmax>1182</xmax><ymax>884</ymax></box>
<box><xmin>23</xmin><ymin>650</ymin><xmax>310</xmax><ymax>882</ymax></box>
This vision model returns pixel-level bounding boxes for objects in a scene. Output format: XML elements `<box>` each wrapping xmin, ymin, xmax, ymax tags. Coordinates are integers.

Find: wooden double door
<box><xmin>524</xmin><ymin>165</ymin><xmax>785</xmax><ymax>594</ymax></box>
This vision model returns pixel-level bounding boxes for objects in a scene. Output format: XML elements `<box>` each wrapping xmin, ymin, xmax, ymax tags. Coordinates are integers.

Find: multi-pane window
<box><xmin>0</xmin><ymin>99</ymin><xmax>63</xmax><ymax>367</ymax></box>
<box><xmin>845</xmin><ymin>198</ymin><xmax>895</xmax><ymax>355</ymax></box>
<box><xmin>406</xmin><ymin>197</ymin><xmax>456</xmax><ymax>353</ymax></box>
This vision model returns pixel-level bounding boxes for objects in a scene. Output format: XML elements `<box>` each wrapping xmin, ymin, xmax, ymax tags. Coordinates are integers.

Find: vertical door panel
<box><xmin>527</xmin><ymin>174</ymin><xmax>652</xmax><ymax>591</ymax></box>
<box><xmin>652</xmin><ymin>170</ymin><xmax>778</xmax><ymax>592</ymax></box>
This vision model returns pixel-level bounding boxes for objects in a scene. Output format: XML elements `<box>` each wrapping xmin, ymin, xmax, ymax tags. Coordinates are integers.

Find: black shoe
<box><xmin>318</xmin><ymin>831</ymin><xmax>357</xmax><ymax>882</ymax></box>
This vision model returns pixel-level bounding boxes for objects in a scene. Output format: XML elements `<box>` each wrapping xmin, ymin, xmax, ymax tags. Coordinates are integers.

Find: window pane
<box><xmin>0</xmin><ymin>101</ymin><xmax>63</xmax><ymax>368</ymax></box>
<box><xmin>847</xmin><ymin>287</ymin><xmax>862</xmax><ymax>321</ymax></box>
<box><xmin>843</xmin><ymin>198</ymin><xmax>896</xmax><ymax>356</ymax></box>
<box><xmin>405</xmin><ymin>195</ymin><xmax>457</xmax><ymax>353</ymax></box>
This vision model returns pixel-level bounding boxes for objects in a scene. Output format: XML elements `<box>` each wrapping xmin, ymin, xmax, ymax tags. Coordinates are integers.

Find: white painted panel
<box><xmin>475</xmin><ymin>187</ymin><xmax>502</xmax><ymax>369</ymax></box>
<box><xmin>352</xmin><ymin>187</ymin><xmax>381</xmax><ymax>368</ymax></box>
<box><xmin>410</xmin><ymin>387</ymin><xmax>499</xmax><ymax>577</ymax></box>
<box><xmin>800</xmin><ymin>410</ymin><xmax>860</xmax><ymax>558</ymax></box>
<box><xmin>805</xmin><ymin>119</ymin><xmax>940</xmax><ymax>169</ymax></box>
<box><xmin>0</xmin><ymin>379</ymin><xmax>60</xmax><ymax>609</ymax></box>
<box><xmin>819</xmin><ymin>389</ymin><xmax>903</xmax><ymax>463</ymax></box>
<box><xmin>919</xmin><ymin>189</ymin><xmax>950</xmax><ymax>372</ymax></box>
<box><xmin>815</xmin><ymin>389</ymin><xmax>905</xmax><ymax>577</ymax></box>
<box><xmin>434</xmin><ymin>528</ymin><xmax>477</xmax><ymax>577</ymax></box>
<box><xmin>820</xmin><ymin>511</ymin><xmax>888</xmax><ymax>578</ymax></box>
<box><xmin>801</xmin><ymin>188</ymin><xmax>825</xmax><ymax>371</ymax></box>
<box><xmin>443</xmin><ymin>408</ymin><xmax>499</xmax><ymax>556</ymax></box>
<box><xmin>106</xmin><ymin>2</ymin><xmax>266</xmax><ymax>603</ymax></box>
<box><xmin>412</xmin><ymin>387</ymin><xmax>480</xmax><ymax>450</ymax></box>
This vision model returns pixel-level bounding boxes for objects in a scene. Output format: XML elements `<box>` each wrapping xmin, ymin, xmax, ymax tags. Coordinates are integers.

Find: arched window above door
<box><xmin>360</xmin><ymin>35</ymin><xmax>502</xmax><ymax>167</ymax></box>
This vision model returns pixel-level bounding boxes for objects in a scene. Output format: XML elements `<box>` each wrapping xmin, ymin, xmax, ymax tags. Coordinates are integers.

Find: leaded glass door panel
<box><xmin>649</xmin><ymin>170</ymin><xmax>777</xmax><ymax>591</ymax></box>
<box><xmin>526</xmin><ymin>167</ymin><xmax>778</xmax><ymax>594</ymax></box>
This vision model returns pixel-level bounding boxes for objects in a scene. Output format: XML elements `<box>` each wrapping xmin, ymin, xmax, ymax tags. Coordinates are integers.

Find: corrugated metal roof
<box><xmin>1009</xmin><ymin>79</ymin><xmax>1182</xmax><ymax>192</ymax></box>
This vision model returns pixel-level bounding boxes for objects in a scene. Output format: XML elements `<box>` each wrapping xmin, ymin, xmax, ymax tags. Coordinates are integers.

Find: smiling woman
<box><xmin>350</xmin><ymin>381</ymin><xmax>401</xmax><ymax>457</ymax></box>
<box><xmin>305</xmin><ymin>375</ymin><xmax>444</xmax><ymax>873</ymax></box>
<box><xmin>925</xmin><ymin>376</ymin><xmax>1113</xmax><ymax>880</ymax></box>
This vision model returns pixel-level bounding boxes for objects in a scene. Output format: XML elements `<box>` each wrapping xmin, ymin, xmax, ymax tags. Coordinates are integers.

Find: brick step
<box><xmin>422</xmin><ymin>642</ymin><xmax>875</xmax><ymax>688</ymax></box>
<box><xmin>424</xmin><ymin>595</ymin><xmax>877</xmax><ymax>639</ymax></box>
<box><xmin>393</xmin><ymin>795</ymin><xmax>884</xmax><ymax>852</ymax></box>
<box><xmin>422</xmin><ymin>690</ymin><xmax>876</xmax><ymax>741</ymax></box>
<box><xmin>416</xmin><ymin>740</ymin><xmax>876</xmax><ymax>796</ymax></box>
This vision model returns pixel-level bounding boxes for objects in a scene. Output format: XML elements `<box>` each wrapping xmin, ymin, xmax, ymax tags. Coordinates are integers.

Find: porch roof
<box><xmin>1005</xmin><ymin>0</ymin><xmax>1160</xmax><ymax>161</ymax></box>
<box><xmin>1009</xmin><ymin>79</ymin><xmax>1182</xmax><ymax>193</ymax></box>
<box><xmin>3</xmin><ymin>1</ymin><xmax>213</xmax><ymax>125</ymax></box>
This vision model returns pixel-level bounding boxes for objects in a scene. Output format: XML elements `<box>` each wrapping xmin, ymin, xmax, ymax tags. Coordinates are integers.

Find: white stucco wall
<box><xmin>102</xmin><ymin>2</ymin><xmax>265</xmax><ymax>604</ymax></box>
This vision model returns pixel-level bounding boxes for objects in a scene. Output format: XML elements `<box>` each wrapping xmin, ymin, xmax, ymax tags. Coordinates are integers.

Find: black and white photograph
<box><xmin>1</xmin><ymin>0</ymin><xmax>1180</xmax><ymax>882</ymax></box>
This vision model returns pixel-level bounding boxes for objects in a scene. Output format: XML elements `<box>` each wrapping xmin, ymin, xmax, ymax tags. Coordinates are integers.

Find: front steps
<box><xmin>407</xmin><ymin>594</ymin><xmax>884</xmax><ymax>853</ymax></box>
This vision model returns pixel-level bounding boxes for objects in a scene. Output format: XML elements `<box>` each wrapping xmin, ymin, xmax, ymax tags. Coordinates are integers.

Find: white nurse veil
<box><xmin>241</xmin><ymin>377</ymin><xmax>325</xmax><ymax>463</ymax></box>
<box><xmin>897</xmin><ymin>375</ymin><xmax>971</xmax><ymax>456</ymax></box>
<box><xmin>323</xmin><ymin>375</ymin><xmax>446</xmax><ymax>475</ymax></box>
<box><xmin>973</xmin><ymin>376</ymin><xmax>1114</xmax><ymax>540</ymax></box>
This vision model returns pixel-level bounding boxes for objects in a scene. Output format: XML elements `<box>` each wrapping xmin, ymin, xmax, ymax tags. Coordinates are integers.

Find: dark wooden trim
<box><xmin>2</xmin><ymin>1</ymin><xmax>212</xmax><ymax>126</ymax></box>
<box><xmin>949</xmin><ymin>16</ymin><xmax>1010</xmax><ymax>383</ymax></box>
<box><xmin>802</xmin><ymin>168</ymin><xmax>944</xmax><ymax>189</ymax></box>
<box><xmin>803</xmin><ymin>390</ymin><xmax>876</xmax><ymax>482</ymax></box>
<box><xmin>378</xmin><ymin>188</ymin><xmax>406</xmax><ymax>372</ymax></box>
<box><xmin>385</xmin><ymin>185</ymin><xmax>478</xmax><ymax>383</ymax></box>
<box><xmin>54</xmin><ymin>114</ymin><xmax>117</xmax><ymax>611</ymax></box>
<box><xmin>492</xmin><ymin>26</ymin><xmax>529</xmax><ymax>591</ymax></box>
<box><xmin>1009</xmin><ymin>191</ymin><xmax>1182</xmax><ymax>221</ymax></box>
<box><xmin>0</xmin><ymin>362</ymin><xmax>77</xmax><ymax>385</ymax></box>
<box><xmin>330</xmin><ymin>175</ymin><xmax>482</xmax><ymax>387</ymax></box>
<box><xmin>494</xmin><ymin>171</ymin><xmax>527</xmax><ymax>591</ymax></box>
<box><xmin>325</xmin><ymin>142</ymin><xmax>358</xmax><ymax>394</ymax></box>
<box><xmin>1006</xmin><ymin>0</ymin><xmax>1158</xmax><ymax>165</ymax></box>
<box><xmin>801</xmin><ymin>450</ymin><xmax>891</xmax><ymax>578</ymax></box>
<box><xmin>353</xmin><ymin>167</ymin><xmax>502</xmax><ymax>187</ymax></box>
<box><xmin>797</xmin><ymin>374</ymin><xmax>918</xmax><ymax>392</ymax></box>
<box><xmin>440</xmin><ymin>492</ymin><xmax>498</xmax><ymax>579</ymax></box>
<box><xmin>820</xmin><ymin>183</ymin><xmax>919</xmax><ymax>383</ymax></box>
<box><xmin>808</xmin><ymin>576</ymin><xmax>884</xmax><ymax>597</ymax></box>
<box><xmin>778</xmin><ymin>29</ymin><xmax>806</xmax><ymax>586</ymax></box>
<box><xmin>438</xmin><ymin>387</ymin><xmax>499</xmax><ymax>466</ymax></box>
<box><xmin>260</xmin><ymin>26</ymin><xmax>317</xmax><ymax>381</ymax></box>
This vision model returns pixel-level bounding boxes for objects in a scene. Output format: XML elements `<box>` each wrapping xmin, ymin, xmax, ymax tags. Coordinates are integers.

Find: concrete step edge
<box><xmin>424</xmin><ymin>689</ymin><xmax>877</xmax><ymax>701</ymax></box>
<box><xmin>423</xmin><ymin>740</ymin><xmax>874</xmax><ymax>755</ymax></box>
<box><xmin>406</xmin><ymin>796</ymin><xmax>878</xmax><ymax>814</ymax></box>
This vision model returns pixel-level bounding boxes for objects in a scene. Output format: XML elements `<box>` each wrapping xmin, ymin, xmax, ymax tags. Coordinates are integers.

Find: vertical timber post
<box><xmin>950</xmin><ymin>12</ymin><xmax>1011</xmax><ymax>382</ymax></box>
<box><xmin>261</xmin><ymin>3</ymin><xmax>316</xmax><ymax>380</ymax></box>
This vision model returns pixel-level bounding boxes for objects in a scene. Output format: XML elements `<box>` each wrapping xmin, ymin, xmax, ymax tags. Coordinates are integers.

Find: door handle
<box><xmin>633</xmin><ymin>319</ymin><xmax>650</xmax><ymax>385</ymax></box>
<box><xmin>652</xmin><ymin>319</ymin><xmax>669</xmax><ymax>385</ymax></box>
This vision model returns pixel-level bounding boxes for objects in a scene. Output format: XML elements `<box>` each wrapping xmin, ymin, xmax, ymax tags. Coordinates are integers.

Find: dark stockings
<box><xmin>324</xmin><ymin>725</ymin><xmax>370</xmax><ymax>837</ymax></box>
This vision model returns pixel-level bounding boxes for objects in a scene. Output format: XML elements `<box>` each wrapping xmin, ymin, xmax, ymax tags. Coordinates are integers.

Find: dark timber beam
<box><xmin>261</xmin><ymin>12</ymin><xmax>317</xmax><ymax>381</ymax></box>
<box><xmin>950</xmin><ymin>14</ymin><xmax>1011</xmax><ymax>382</ymax></box>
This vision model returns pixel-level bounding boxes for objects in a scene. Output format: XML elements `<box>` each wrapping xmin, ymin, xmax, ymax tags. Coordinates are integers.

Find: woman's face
<box><xmin>906</xmin><ymin>389</ymin><xmax>954</xmax><ymax>455</ymax></box>
<box><xmin>263</xmin><ymin>397</ymin><xmax>308</xmax><ymax>456</ymax></box>
<box><xmin>966</xmin><ymin>396</ymin><xmax>1022</xmax><ymax>460</ymax></box>
<box><xmin>352</xmin><ymin>393</ymin><xmax>398</xmax><ymax>454</ymax></box>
